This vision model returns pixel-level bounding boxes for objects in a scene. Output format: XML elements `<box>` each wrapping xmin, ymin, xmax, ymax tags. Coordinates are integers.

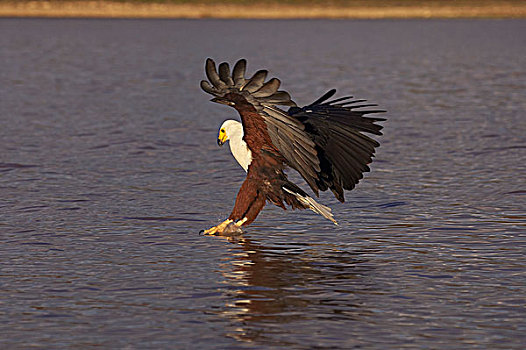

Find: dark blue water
<box><xmin>1</xmin><ymin>18</ymin><xmax>525</xmax><ymax>349</ymax></box>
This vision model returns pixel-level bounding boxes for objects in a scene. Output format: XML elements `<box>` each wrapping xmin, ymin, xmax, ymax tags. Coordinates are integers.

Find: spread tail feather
<box><xmin>283</xmin><ymin>187</ymin><xmax>338</xmax><ymax>225</ymax></box>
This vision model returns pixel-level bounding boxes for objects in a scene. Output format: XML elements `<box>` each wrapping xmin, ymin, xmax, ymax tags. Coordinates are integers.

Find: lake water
<box><xmin>1</xmin><ymin>18</ymin><xmax>525</xmax><ymax>349</ymax></box>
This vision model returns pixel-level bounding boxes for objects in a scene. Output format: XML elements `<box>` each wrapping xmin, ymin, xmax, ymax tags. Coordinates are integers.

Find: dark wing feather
<box><xmin>252</xmin><ymin>78</ymin><xmax>280</xmax><ymax>98</ymax></box>
<box><xmin>205</xmin><ymin>58</ymin><xmax>227</xmax><ymax>90</ymax></box>
<box><xmin>232</xmin><ymin>59</ymin><xmax>247</xmax><ymax>88</ymax></box>
<box><xmin>218</xmin><ymin>62</ymin><xmax>234</xmax><ymax>86</ymax></box>
<box><xmin>259</xmin><ymin>91</ymin><xmax>296</xmax><ymax>106</ymax></box>
<box><xmin>243</xmin><ymin>70</ymin><xmax>268</xmax><ymax>93</ymax></box>
<box><xmin>200</xmin><ymin>80</ymin><xmax>218</xmax><ymax>95</ymax></box>
<box><xmin>261</xmin><ymin>105</ymin><xmax>321</xmax><ymax>191</ymax></box>
<box><xmin>309</xmin><ymin>88</ymin><xmax>337</xmax><ymax>105</ymax></box>
<box><xmin>200</xmin><ymin>58</ymin><xmax>295</xmax><ymax>108</ymax></box>
<box><xmin>288</xmin><ymin>90</ymin><xmax>385</xmax><ymax>202</ymax></box>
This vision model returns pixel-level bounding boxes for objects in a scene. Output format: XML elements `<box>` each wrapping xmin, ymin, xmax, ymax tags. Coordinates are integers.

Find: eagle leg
<box><xmin>235</xmin><ymin>217</ymin><xmax>248</xmax><ymax>226</ymax></box>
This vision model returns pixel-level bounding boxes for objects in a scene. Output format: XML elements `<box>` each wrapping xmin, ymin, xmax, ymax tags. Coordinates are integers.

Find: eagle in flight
<box><xmin>200</xmin><ymin>58</ymin><xmax>385</xmax><ymax>235</ymax></box>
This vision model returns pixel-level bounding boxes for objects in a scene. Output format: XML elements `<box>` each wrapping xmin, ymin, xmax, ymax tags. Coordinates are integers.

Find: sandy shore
<box><xmin>1</xmin><ymin>1</ymin><xmax>525</xmax><ymax>19</ymax></box>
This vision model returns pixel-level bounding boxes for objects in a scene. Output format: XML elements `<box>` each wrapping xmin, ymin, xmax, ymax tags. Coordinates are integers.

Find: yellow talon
<box><xmin>201</xmin><ymin>217</ymin><xmax>248</xmax><ymax>236</ymax></box>
<box><xmin>201</xmin><ymin>219</ymin><xmax>233</xmax><ymax>235</ymax></box>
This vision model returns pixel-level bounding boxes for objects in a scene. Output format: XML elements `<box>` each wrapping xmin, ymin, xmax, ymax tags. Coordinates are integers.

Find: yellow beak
<box><xmin>218</xmin><ymin>130</ymin><xmax>228</xmax><ymax>146</ymax></box>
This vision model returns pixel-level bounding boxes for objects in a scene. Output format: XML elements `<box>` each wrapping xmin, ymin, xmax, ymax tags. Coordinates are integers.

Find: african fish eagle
<box><xmin>200</xmin><ymin>58</ymin><xmax>385</xmax><ymax>235</ymax></box>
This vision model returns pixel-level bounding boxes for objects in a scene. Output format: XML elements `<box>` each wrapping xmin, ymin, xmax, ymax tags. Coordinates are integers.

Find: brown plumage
<box><xmin>200</xmin><ymin>58</ymin><xmax>385</xmax><ymax>235</ymax></box>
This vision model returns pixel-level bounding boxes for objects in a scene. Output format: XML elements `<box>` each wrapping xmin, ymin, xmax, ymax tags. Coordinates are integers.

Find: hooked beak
<box><xmin>211</xmin><ymin>97</ymin><xmax>235</xmax><ymax>106</ymax></box>
<box><xmin>217</xmin><ymin>133</ymin><xmax>227</xmax><ymax>147</ymax></box>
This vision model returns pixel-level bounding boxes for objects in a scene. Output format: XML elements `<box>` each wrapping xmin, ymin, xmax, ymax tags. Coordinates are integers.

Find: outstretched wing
<box><xmin>288</xmin><ymin>89</ymin><xmax>386</xmax><ymax>202</ymax></box>
<box><xmin>201</xmin><ymin>58</ymin><xmax>322</xmax><ymax>191</ymax></box>
<box><xmin>201</xmin><ymin>59</ymin><xmax>385</xmax><ymax>202</ymax></box>
<box><xmin>200</xmin><ymin>58</ymin><xmax>296</xmax><ymax>108</ymax></box>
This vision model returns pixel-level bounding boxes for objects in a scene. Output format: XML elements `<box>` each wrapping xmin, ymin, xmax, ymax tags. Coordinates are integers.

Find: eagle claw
<box><xmin>201</xmin><ymin>219</ymin><xmax>233</xmax><ymax>236</ymax></box>
<box><xmin>201</xmin><ymin>218</ymin><xmax>248</xmax><ymax>236</ymax></box>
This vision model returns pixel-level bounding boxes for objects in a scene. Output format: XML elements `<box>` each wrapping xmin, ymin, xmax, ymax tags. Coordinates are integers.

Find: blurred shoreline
<box><xmin>1</xmin><ymin>1</ymin><xmax>525</xmax><ymax>19</ymax></box>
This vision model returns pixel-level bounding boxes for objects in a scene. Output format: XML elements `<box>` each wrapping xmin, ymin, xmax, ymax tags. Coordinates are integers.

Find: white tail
<box><xmin>283</xmin><ymin>188</ymin><xmax>338</xmax><ymax>225</ymax></box>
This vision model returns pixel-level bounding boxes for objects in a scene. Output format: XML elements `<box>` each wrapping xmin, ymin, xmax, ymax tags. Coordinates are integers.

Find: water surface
<box><xmin>0</xmin><ymin>18</ymin><xmax>525</xmax><ymax>349</ymax></box>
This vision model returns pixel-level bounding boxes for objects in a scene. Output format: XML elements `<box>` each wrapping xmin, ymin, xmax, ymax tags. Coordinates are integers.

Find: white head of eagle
<box><xmin>217</xmin><ymin>120</ymin><xmax>252</xmax><ymax>173</ymax></box>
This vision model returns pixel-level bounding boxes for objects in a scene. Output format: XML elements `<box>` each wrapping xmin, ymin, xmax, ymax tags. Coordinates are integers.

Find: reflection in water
<box><xmin>217</xmin><ymin>235</ymin><xmax>373</xmax><ymax>345</ymax></box>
